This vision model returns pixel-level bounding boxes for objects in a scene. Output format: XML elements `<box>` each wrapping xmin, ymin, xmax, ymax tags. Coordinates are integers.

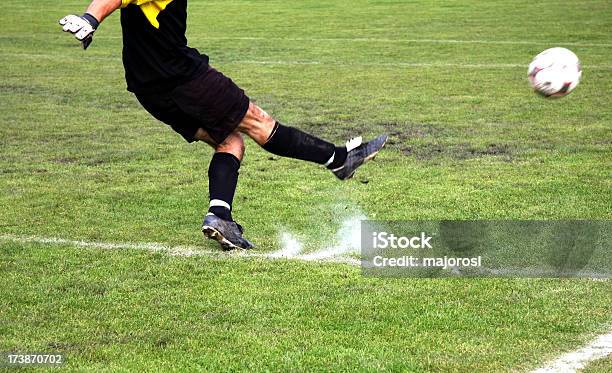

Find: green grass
<box><xmin>2</xmin><ymin>243</ymin><xmax>611</xmax><ymax>371</ymax></box>
<box><xmin>584</xmin><ymin>355</ymin><xmax>612</xmax><ymax>373</ymax></box>
<box><xmin>1</xmin><ymin>0</ymin><xmax>611</xmax><ymax>371</ymax></box>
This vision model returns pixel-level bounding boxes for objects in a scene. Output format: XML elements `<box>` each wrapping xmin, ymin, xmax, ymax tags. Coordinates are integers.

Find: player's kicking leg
<box><xmin>238</xmin><ymin>103</ymin><xmax>388</xmax><ymax>180</ymax></box>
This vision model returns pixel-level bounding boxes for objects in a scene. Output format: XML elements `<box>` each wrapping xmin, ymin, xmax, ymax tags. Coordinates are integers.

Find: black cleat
<box><xmin>331</xmin><ymin>134</ymin><xmax>388</xmax><ymax>180</ymax></box>
<box><xmin>202</xmin><ymin>214</ymin><xmax>254</xmax><ymax>250</ymax></box>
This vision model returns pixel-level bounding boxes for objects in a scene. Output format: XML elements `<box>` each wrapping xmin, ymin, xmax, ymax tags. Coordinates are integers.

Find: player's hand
<box><xmin>59</xmin><ymin>14</ymin><xmax>99</xmax><ymax>50</ymax></box>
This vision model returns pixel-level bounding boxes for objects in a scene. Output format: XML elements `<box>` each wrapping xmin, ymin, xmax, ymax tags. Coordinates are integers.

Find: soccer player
<box><xmin>59</xmin><ymin>0</ymin><xmax>387</xmax><ymax>250</ymax></box>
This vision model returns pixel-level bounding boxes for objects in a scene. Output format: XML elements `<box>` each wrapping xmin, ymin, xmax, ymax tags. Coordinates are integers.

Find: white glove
<box><xmin>59</xmin><ymin>14</ymin><xmax>99</xmax><ymax>49</ymax></box>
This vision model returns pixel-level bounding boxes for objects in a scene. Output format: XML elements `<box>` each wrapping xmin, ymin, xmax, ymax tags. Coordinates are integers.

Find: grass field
<box><xmin>1</xmin><ymin>0</ymin><xmax>611</xmax><ymax>371</ymax></box>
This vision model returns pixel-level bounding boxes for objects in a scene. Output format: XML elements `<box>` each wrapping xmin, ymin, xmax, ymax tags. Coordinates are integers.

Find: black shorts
<box><xmin>135</xmin><ymin>65</ymin><xmax>250</xmax><ymax>144</ymax></box>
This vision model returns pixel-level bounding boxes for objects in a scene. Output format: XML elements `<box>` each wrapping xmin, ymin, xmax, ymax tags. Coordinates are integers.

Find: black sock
<box><xmin>207</xmin><ymin>152</ymin><xmax>240</xmax><ymax>221</ymax></box>
<box><xmin>262</xmin><ymin>122</ymin><xmax>347</xmax><ymax>168</ymax></box>
<box><xmin>327</xmin><ymin>146</ymin><xmax>348</xmax><ymax>170</ymax></box>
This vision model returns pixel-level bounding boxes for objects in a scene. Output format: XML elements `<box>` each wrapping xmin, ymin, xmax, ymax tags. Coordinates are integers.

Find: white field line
<box><xmin>532</xmin><ymin>331</ymin><xmax>612</xmax><ymax>373</ymax></box>
<box><xmin>3</xmin><ymin>52</ymin><xmax>612</xmax><ymax>70</ymax></box>
<box><xmin>0</xmin><ymin>233</ymin><xmax>358</xmax><ymax>265</ymax></box>
<box><xmin>4</xmin><ymin>34</ymin><xmax>612</xmax><ymax>47</ymax></box>
<box><xmin>1</xmin><ymin>233</ymin><xmax>607</xmax><ymax>274</ymax></box>
<box><xmin>195</xmin><ymin>36</ymin><xmax>612</xmax><ymax>48</ymax></box>
<box><xmin>0</xmin><ymin>233</ymin><xmax>221</xmax><ymax>258</ymax></box>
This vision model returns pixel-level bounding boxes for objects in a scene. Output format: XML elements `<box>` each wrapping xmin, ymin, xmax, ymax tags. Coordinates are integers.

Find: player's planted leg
<box><xmin>207</xmin><ymin>152</ymin><xmax>239</xmax><ymax>221</ymax></box>
<box><xmin>197</xmin><ymin>131</ymin><xmax>253</xmax><ymax>250</ymax></box>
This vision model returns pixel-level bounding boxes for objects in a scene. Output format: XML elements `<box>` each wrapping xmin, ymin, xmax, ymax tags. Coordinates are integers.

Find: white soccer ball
<box><xmin>528</xmin><ymin>47</ymin><xmax>582</xmax><ymax>98</ymax></box>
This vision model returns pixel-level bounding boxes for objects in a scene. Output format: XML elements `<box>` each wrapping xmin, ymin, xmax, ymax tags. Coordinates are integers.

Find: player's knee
<box><xmin>216</xmin><ymin>132</ymin><xmax>245</xmax><ymax>160</ymax></box>
<box><xmin>239</xmin><ymin>102</ymin><xmax>276</xmax><ymax>145</ymax></box>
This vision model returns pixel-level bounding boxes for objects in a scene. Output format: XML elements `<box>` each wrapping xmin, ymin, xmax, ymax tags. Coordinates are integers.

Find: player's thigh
<box><xmin>135</xmin><ymin>92</ymin><xmax>202</xmax><ymax>143</ymax></box>
<box><xmin>171</xmin><ymin>66</ymin><xmax>250</xmax><ymax>145</ymax></box>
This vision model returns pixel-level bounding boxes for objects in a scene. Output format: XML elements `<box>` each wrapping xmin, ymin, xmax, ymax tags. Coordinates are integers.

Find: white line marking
<box><xmin>4</xmin><ymin>34</ymin><xmax>612</xmax><ymax>47</ymax></box>
<box><xmin>187</xmin><ymin>36</ymin><xmax>612</xmax><ymax>48</ymax></box>
<box><xmin>2</xmin><ymin>233</ymin><xmax>609</xmax><ymax>275</ymax></box>
<box><xmin>532</xmin><ymin>331</ymin><xmax>612</xmax><ymax>373</ymax></box>
<box><xmin>0</xmin><ymin>233</ymin><xmax>358</xmax><ymax>264</ymax></box>
<box><xmin>2</xmin><ymin>52</ymin><xmax>611</xmax><ymax>70</ymax></box>
<box><xmin>233</xmin><ymin>60</ymin><xmax>522</xmax><ymax>69</ymax></box>
<box><xmin>0</xmin><ymin>233</ymin><xmax>220</xmax><ymax>258</ymax></box>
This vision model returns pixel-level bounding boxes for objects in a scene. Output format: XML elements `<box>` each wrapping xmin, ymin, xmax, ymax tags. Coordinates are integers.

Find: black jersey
<box><xmin>120</xmin><ymin>0</ymin><xmax>208</xmax><ymax>93</ymax></box>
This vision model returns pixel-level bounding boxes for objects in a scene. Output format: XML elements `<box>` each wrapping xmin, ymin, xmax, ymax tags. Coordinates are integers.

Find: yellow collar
<box><xmin>123</xmin><ymin>0</ymin><xmax>175</xmax><ymax>29</ymax></box>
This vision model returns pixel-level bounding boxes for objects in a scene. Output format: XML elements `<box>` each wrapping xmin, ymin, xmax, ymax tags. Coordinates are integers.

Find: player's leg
<box><xmin>135</xmin><ymin>95</ymin><xmax>243</xmax><ymax>224</ymax></box>
<box><xmin>237</xmin><ymin>102</ymin><xmax>388</xmax><ymax>180</ymax></box>
<box><xmin>195</xmin><ymin>128</ymin><xmax>253</xmax><ymax>250</ymax></box>
<box><xmin>237</xmin><ymin>103</ymin><xmax>345</xmax><ymax>166</ymax></box>
<box><xmin>194</xmin><ymin>129</ymin><xmax>243</xmax><ymax>221</ymax></box>
<box><xmin>134</xmin><ymin>75</ymin><xmax>253</xmax><ymax>250</ymax></box>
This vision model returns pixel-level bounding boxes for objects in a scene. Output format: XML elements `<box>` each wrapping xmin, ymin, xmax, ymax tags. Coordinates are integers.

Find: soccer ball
<box><xmin>528</xmin><ymin>47</ymin><xmax>582</xmax><ymax>98</ymax></box>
